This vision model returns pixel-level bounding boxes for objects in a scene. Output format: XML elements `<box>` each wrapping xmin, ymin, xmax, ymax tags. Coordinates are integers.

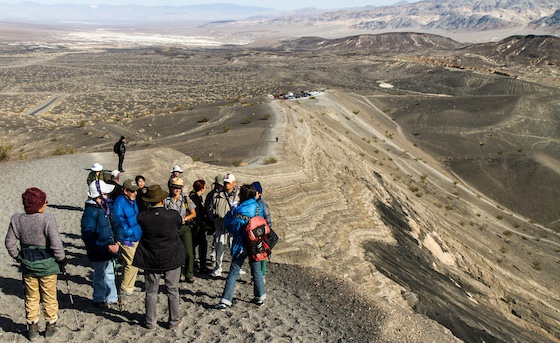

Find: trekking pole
<box><xmin>63</xmin><ymin>271</ymin><xmax>81</xmax><ymax>331</ymax></box>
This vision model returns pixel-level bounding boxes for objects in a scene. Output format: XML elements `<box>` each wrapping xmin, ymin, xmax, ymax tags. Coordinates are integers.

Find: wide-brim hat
<box><xmin>170</xmin><ymin>165</ymin><xmax>183</xmax><ymax>173</ymax></box>
<box><xmin>214</xmin><ymin>174</ymin><xmax>224</xmax><ymax>186</ymax></box>
<box><xmin>87</xmin><ymin>180</ymin><xmax>115</xmax><ymax>198</ymax></box>
<box><xmin>143</xmin><ymin>184</ymin><xmax>169</xmax><ymax>203</ymax></box>
<box><xmin>170</xmin><ymin>177</ymin><xmax>184</xmax><ymax>188</ymax></box>
<box><xmin>91</xmin><ymin>163</ymin><xmax>103</xmax><ymax>172</ymax></box>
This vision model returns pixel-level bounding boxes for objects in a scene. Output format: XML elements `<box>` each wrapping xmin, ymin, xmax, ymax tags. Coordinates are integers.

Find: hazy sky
<box><xmin>0</xmin><ymin>1</ymin><xmax>419</xmax><ymax>10</ymax></box>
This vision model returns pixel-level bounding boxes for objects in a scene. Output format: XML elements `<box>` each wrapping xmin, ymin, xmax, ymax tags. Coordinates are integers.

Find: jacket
<box><xmin>81</xmin><ymin>201</ymin><xmax>124</xmax><ymax>262</ymax></box>
<box><xmin>223</xmin><ymin>198</ymin><xmax>263</xmax><ymax>259</ymax></box>
<box><xmin>5</xmin><ymin>212</ymin><xmax>66</xmax><ymax>276</ymax></box>
<box><xmin>113</xmin><ymin>195</ymin><xmax>141</xmax><ymax>243</ymax></box>
<box><xmin>133</xmin><ymin>206</ymin><xmax>186</xmax><ymax>272</ymax></box>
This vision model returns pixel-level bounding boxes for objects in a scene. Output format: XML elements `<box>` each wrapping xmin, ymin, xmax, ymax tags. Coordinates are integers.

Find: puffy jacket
<box><xmin>113</xmin><ymin>195</ymin><xmax>141</xmax><ymax>242</ymax></box>
<box><xmin>224</xmin><ymin>198</ymin><xmax>263</xmax><ymax>259</ymax></box>
<box><xmin>81</xmin><ymin>201</ymin><xmax>124</xmax><ymax>262</ymax></box>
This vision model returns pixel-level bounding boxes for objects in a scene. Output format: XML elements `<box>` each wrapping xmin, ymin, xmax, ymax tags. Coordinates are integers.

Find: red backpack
<box><xmin>245</xmin><ymin>214</ymin><xmax>272</xmax><ymax>262</ymax></box>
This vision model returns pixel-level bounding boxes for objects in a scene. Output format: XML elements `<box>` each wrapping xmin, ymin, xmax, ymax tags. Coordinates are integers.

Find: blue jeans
<box><xmin>91</xmin><ymin>260</ymin><xmax>118</xmax><ymax>304</ymax></box>
<box><xmin>220</xmin><ymin>254</ymin><xmax>266</xmax><ymax>306</ymax></box>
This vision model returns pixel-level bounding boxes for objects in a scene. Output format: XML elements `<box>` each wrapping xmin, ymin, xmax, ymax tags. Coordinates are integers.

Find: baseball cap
<box><xmin>123</xmin><ymin>179</ymin><xmax>141</xmax><ymax>191</ymax></box>
<box><xmin>223</xmin><ymin>173</ymin><xmax>236</xmax><ymax>183</ymax></box>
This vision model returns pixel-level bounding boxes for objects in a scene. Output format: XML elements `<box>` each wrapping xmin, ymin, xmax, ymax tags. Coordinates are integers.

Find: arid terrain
<box><xmin>0</xmin><ymin>23</ymin><xmax>559</xmax><ymax>343</ymax></box>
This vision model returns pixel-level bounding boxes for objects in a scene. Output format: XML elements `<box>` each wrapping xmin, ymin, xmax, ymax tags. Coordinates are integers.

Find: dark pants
<box><xmin>193</xmin><ymin>226</ymin><xmax>208</xmax><ymax>270</ymax></box>
<box><xmin>178</xmin><ymin>224</ymin><xmax>194</xmax><ymax>279</ymax></box>
<box><xmin>118</xmin><ymin>153</ymin><xmax>125</xmax><ymax>172</ymax></box>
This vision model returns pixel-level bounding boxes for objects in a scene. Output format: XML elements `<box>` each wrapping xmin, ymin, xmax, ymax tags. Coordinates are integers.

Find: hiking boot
<box><xmin>123</xmin><ymin>286</ymin><xmax>142</xmax><ymax>296</ymax></box>
<box><xmin>45</xmin><ymin>321</ymin><xmax>57</xmax><ymax>338</ymax></box>
<box><xmin>93</xmin><ymin>301</ymin><xmax>109</xmax><ymax>309</ymax></box>
<box><xmin>186</xmin><ymin>277</ymin><xmax>195</xmax><ymax>283</ymax></box>
<box><xmin>28</xmin><ymin>322</ymin><xmax>39</xmax><ymax>341</ymax></box>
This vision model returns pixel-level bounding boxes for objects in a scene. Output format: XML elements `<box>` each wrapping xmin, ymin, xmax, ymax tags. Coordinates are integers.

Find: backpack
<box><xmin>242</xmin><ymin>204</ymin><xmax>279</xmax><ymax>262</ymax></box>
<box><xmin>113</xmin><ymin>142</ymin><xmax>120</xmax><ymax>154</ymax></box>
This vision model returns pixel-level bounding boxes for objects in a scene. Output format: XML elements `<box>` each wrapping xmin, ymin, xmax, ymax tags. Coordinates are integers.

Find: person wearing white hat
<box><xmin>107</xmin><ymin>170</ymin><xmax>123</xmax><ymax>200</ymax></box>
<box><xmin>81</xmin><ymin>180</ymin><xmax>124</xmax><ymax>309</ymax></box>
<box><xmin>168</xmin><ymin>166</ymin><xmax>184</xmax><ymax>193</ymax></box>
<box><xmin>86</xmin><ymin>163</ymin><xmax>108</xmax><ymax>186</ymax></box>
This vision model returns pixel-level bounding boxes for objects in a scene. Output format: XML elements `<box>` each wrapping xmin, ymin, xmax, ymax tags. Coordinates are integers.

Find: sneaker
<box><xmin>213</xmin><ymin>303</ymin><xmax>229</xmax><ymax>311</ymax></box>
<box><xmin>252</xmin><ymin>298</ymin><xmax>264</xmax><ymax>307</ymax></box>
<box><xmin>45</xmin><ymin>321</ymin><xmax>57</xmax><ymax>338</ymax></box>
<box><xmin>28</xmin><ymin>322</ymin><xmax>39</xmax><ymax>341</ymax></box>
<box><xmin>239</xmin><ymin>269</ymin><xmax>246</xmax><ymax>275</ymax></box>
<box><xmin>210</xmin><ymin>268</ymin><xmax>222</xmax><ymax>277</ymax></box>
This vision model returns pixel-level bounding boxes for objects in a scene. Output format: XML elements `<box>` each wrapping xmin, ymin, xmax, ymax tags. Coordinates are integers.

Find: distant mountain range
<box><xmin>0</xmin><ymin>0</ymin><xmax>559</xmax><ymax>36</ymax></box>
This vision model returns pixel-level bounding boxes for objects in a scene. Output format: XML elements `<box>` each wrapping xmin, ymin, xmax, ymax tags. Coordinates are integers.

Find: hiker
<box><xmin>86</xmin><ymin>163</ymin><xmax>110</xmax><ymax>186</ymax></box>
<box><xmin>133</xmin><ymin>185</ymin><xmax>186</xmax><ymax>330</ymax></box>
<box><xmin>214</xmin><ymin>184</ymin><xmax>266</xmax><ymax>310</ymax></box>
<box><xmin>81</xmin><ymin>180</ymin><xmax>124</xmax><ymax>309</ymax></box>
<box><xmin>5</xmin><ymin>187</ymin><xmax>67</xmax><ymax>340</ymax></box>
<box><xmin>135</xmin><ymin>175</ymin><xmax>149</xmax><ymax>212</ymax></box>
<box><xmin>107</xmin><ymin>170</ymin><xmax>123</xmax><ymax>200</ymax></box>
<box><xmin>113</xmin><ymin>136</ymin><xmax>126</xmax><ymax>172</ymax></box>
<box><xmin>204</xmin><ymin>175</ymin><xmax>223</xmax><ymax>265</ymax></box>
<box><xmin>189</xmin><ymin>179</ymin><xmax>212</xmax><ymax>274</ymax></box>
<box><xmin>209</xmin><ymin>173</ymin><xmax>241</xmax><ymax>277</ymax></box>
<box><xmin>251</xmin><ymin>181</ymin><xmax>272</xmax><ymax>280</ymax></box>
<box><xmin>113</xmin><ymin>179</ymin><xmax>142</xmax><ymax>296</ymax></box>
<box><xmin>168</xmin><ymin>165</ymin><xmax>183</xmax><ymax>193</ymax></box>
<box><xmin>164</xmin><ymin>177</ymin><xmax>197</xmax><ymax>283</ymax></box>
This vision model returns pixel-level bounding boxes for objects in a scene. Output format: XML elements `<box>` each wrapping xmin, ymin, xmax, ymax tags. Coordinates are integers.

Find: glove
<box><xmin>57</xmin><ymin>258</ymin><xmax>68</xmax><ymax>273</ymax></box>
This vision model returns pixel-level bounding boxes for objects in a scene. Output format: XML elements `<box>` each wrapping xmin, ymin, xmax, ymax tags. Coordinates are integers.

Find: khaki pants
<box><xmin>120</xmin><ymin>241</ymin><xmax>139</xmax><ymax>293</ymax></box>
<box><xmin>24</xmin><ymin>274</ymin><xmax>58</xmax><ymax>324</ymax></box>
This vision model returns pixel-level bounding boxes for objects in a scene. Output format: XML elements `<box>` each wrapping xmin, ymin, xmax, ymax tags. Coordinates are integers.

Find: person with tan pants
<box><xmin>5</xmin><ymin>188</ymin><xmax>67</xmax><ymax>341</ymax></box>
<box><xmin>113</xmin><ymin>179</ymin><xmax>142</xmax><ymax>296</ymax></box>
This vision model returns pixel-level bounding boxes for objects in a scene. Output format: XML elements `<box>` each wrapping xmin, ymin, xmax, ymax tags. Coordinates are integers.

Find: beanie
<box><xmin>22</xmin><ymin>187</ymin><xmax>47</xmax><ymax>214</ymax></box>
<box><xmin>251</xmin><ymin>181</ymin><xmax>263</xmax><ymax>194</ymax></box>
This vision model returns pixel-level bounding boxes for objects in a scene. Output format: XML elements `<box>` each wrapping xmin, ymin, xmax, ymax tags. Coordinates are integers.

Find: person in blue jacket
<box><xmin>81</xmin><ymin>180</ymin><xmax>124</xmax><ymax>308</ymax></box>
<box><xmin>214</xmin><ymin>184</ymin><xmax>266</xmax><ymax>310</ymax></box>
<box><xmin>113</xmin><ymin>179</ymin><xmax>142</xmax><ymax>296</ymax></box>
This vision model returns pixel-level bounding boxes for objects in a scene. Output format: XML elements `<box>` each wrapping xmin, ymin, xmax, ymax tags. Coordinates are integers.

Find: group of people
<box><xmin>5</xmin><ymin>160</ymin><xmax>273</xmax><ymax>339</ymax></box>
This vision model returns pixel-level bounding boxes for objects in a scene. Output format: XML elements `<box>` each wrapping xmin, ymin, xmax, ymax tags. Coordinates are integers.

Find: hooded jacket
<box><xmin>223</xmin><ymin>198</ymin><xmax>263</xmax><ymax>259</ymax></box>
<box><xmin>81</xmin><ymin>200</ymin><xmax>124</xmax><ymax>262</ymax></box>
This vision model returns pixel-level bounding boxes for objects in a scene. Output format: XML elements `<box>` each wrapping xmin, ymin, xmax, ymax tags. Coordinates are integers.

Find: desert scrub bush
<box><xmin>263</xmin><ymin>156</ymin><xmax>278</xmax><ymax>164</ymax></box>
<box><xmin>298</xmin><ymin>118</ymin><xmax>304</xmax><ymax>123</ymax></box>
<box><xmin>502</xmin><ymin>230</ymin><xmax>513</xmax><ymax>237</ymax></box>
<box><xmin>260</xmin><ymin>113</ymin><xmax>271</xmax><ymax>120</ymax></box>
<box><xmin>0</xmin><ymin>145</ymin><xmax>13</xmax><ymax>161</ymax></box>
<box><xmin>223</xmin><ymin>126</ymin><xmax>231</xmax><ymax>133</ymax></box>
<box><xmin>352</xmin><ymin>110</ymin><xmax>360</xmax><ymax>115</ymax></box>
<box><xmin>52</xmin><ymin>146</ymin><xmax>77</xmax><ymax>156</ymax></box>
<box><xmin>499</xmin><ymin>246</ymin><xmax>508</xmax><ymax>254</ymax></box>
<box><xmin>198</xmin><ymin>117</ymin><xmax>209</xmax><ymax>123</ymax></box>
<box><xmin>496</xmin><ymin>215</ymin><xmax>504</xmax><ymax>220</ymax></box>
<box><xmin>531</xmin><ymin>261</ymin><xmax>542</xmax><ymax>270</ymax></box>
<box><xmin>245</xmin><ymin>118</ymin><xmax>253</xmax><ymax>124</ymax></box>
<box><xmin>232</xmin><ymin>159</ymin><xmax>242</xmax><ymax>167</ymax></box>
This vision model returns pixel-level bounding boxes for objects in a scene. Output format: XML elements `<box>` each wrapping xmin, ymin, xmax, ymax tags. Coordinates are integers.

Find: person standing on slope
<box><xmin>113</xmin><ymin>136</ymin><xmax>126</xmax><ymax>172</ymax></box>
<box><xmin>5</xmin><ymin>188</ymin><xmax>67</xmax><ymax>340</ymax></box>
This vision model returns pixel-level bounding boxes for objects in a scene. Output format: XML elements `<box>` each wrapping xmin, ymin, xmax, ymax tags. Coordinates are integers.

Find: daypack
<box><xmin>242</xmin><ymin>204</ymin><xmax>279</xmax><ymax>262</ymax></box>
<box><xmin>113</xmin><ymin>142</ymin><xmax>120</xmax><ymax>154</ymax></box>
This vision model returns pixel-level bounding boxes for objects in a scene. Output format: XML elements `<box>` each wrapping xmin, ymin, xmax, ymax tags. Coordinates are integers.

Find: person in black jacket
<box><xmin>133</xmin><ymin>185</ymin><xmax>186</xmax><ymax>330</ymax></box>
<box><xmin>113</xmin><ymin>136</ymin><xmax>126</xmax><ymax>172</ymax></box>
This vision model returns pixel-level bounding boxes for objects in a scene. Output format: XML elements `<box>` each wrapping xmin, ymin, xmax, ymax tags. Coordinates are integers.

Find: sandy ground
<box><xmin>0</xmin><ymin>103</ymin><xmax>460</xmax><ymax>342</ymax></box>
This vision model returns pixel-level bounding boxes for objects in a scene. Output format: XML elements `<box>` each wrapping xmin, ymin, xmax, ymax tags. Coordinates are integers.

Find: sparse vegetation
<box><xmin>52</xmin><ymin>146</ymin><xmax>77</xmax><ymax>156</ymax></box>
<box><xmin>263</xmin><ymin>156</ymin><xmax>278</xmax><ymax>164</ymax></box>
<box><xmin>198</xmin><ymin>117</ymin><xmax>209</xmax><ymax>123</ymax></box>
<box><xmin>0</xmin><ymin>145</ymin><xmax>13</xmax><ymax>161</ymax></box>
<box><xmin>261</xmin><ymin>113</ymin><xmax>271</xmax><ymax>120</ymax></box>
<box><xmin>232</xmin><ymin>159</ymin><xmax>242</xmax><ymax>167</ymax></box>
<box><xmin>223</xmin><ymin>126</ymin><xmax>231</xmax><ymax>133</ymax></box>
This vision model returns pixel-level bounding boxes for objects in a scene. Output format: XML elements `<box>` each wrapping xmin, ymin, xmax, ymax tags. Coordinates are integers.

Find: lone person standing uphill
<box><xmin>113</xmin><ymin>136</ymin><xmax>126</xmax><ymax>172</ymax></box>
